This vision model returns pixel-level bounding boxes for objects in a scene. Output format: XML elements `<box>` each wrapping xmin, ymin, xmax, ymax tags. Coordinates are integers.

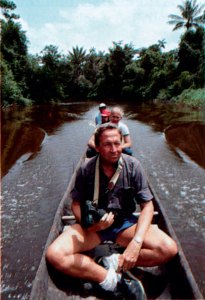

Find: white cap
<box><xmin>99</xmin><ymin>103</ymin><xmax>106</xmax><ymax>108</ymax></box>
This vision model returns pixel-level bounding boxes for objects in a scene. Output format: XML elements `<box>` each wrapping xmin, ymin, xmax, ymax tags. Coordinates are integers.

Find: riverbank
<box><xmin>172</xmin><ymin>88</ymin><xmax>205</xmax><ymax>107</ymax></box>
<box><xmin>2</xmin><ymin>88</ymin><xmax>205</xmax><ymax>110</ymax></box>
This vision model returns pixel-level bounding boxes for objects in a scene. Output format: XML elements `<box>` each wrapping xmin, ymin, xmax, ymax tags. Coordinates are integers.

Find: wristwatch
<box><xmin>134</xmin><ymin>236</ymin><xmax>142</xmax><ymax>244</ymax></box>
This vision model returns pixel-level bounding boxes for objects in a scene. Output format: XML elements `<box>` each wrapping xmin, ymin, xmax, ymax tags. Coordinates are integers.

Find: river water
<box><xmin>1</xmin><ymin>101</ymin><xmax>205</xmax><ymax>299</ymax></box>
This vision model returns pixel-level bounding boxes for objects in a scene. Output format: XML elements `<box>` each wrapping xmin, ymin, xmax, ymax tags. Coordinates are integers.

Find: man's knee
<box><xmin>161</xmin><ymin>237</ymin><xmax>178</xmax><ymax>261</ymax></box>
<box><xmin>46</xmin><ymin>243</ymin><xmax>64</xmax><ymax>268</ymax></box>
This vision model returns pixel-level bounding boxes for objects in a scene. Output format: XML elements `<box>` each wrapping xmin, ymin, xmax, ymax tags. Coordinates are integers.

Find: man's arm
<box><xmin>119</xmin><ymin>123</ymin><xmax>132</xmax><ymax>149</ymax></box>
<box><xmin>87</xmin><ymin>134</ymin><xmax>96</xmax><ymax>149</ymax></box>
<box><xmin>133</xmin><ymin>200</ymin><xmax>154</xmax><ymax>242</ymax></box>
<box><xmin>71</xmin><ymin>200</ymin><xmax>81</xmax><ymax>222</ymax></box>
<box><xmin>122</xmin><ymin>134</ymin><xmax>132</xmax><ymax>149</ymax></box>
<box><xmin>95</xmin><ymin>114</ymin><xmax>101</xmax><ymax>125</ymax></box>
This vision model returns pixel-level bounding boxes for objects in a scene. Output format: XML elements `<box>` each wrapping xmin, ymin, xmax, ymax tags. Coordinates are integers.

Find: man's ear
<box><xmin>95</xmin><ymin>146</ymin><xmax>100</xmax><ymax>153</ymax></box>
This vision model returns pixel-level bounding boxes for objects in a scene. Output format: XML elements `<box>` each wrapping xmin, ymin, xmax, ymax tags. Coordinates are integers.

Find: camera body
<box><xmin>81</xmin><ymin>200</ymin><xmax>106</xmax><ymax>228</ymax></box>
<box><xmin>80</xmin><ymin>187</ymin><xmax>136</xmax><ymax>229</ymax></box>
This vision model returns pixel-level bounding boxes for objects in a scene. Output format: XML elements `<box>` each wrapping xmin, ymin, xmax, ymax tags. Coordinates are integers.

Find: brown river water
<box><xmin>1</xmin><ymin>101</ymin><xmax>205</xmax><ymax>299</ymax></box>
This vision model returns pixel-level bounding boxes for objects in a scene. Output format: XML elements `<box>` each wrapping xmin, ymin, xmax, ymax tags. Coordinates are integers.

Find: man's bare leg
<box><xmin>116</xmin><ymin>224</ymin><xmax>178</xmax><ymax>267</ymax></box>
<box><xmin>46</xmin><ymin>223</ymin><xmax>148</xmax><ymax>299</ymax></box>
<box><xmin>46</xmin><ymin>223</ymin><xmax>107</xmax><ymax>283</ymax></box>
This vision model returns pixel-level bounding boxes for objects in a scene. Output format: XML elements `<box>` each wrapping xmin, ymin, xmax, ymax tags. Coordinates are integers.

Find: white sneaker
<box><xmin>98</xmin><ymin>253</ymin><xmax>120</xmax><ymax>271</ymax></box>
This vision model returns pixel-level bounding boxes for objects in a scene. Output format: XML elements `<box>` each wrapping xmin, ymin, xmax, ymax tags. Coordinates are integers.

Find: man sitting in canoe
<box><xmin>46</xmin><ymin>123</ymin><xmax>178</xmax><ymax>299</ymax></box>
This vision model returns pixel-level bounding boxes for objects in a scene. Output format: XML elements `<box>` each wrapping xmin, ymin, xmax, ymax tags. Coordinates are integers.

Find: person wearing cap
<box><xmin>95</xmin><ymin>103</ymin><xmax>110</xmax><ymax>125</ymax></box>
<box><xmin>101</xmin><ymin>111</ymin><xmax>110</xmax><ymax>124</ymax></box>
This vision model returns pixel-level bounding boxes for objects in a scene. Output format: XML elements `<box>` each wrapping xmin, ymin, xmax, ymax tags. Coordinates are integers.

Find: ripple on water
<box><xmin>2</xmin><ymin>214</ymin><xmax>13</xmax><ymax>220</ymax></box>
<box><xmin>16</xmin><ymin>182</ymin><xmax>28</xmax><ymax>187</ymax></box>
<box><xmin>1</xmin><ymin>283</ymin><xmax>17</xmax><ymax>293</ymax></box>
<box><xmin>180</xmin><ymin>190</ymin><xmax>187</xmax><ymax>197</ymax></box>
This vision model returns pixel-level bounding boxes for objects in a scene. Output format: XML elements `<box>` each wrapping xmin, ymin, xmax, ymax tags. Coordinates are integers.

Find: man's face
<box><xmin>101</xmin><ymin>116</ymin><xmax>109</xmax><ymax>124</ymax></box>
<box><xmin>110</xmin><ymin>112</ymin><xmax>121</xmax><ymax>124</ymax></box>
<box><xmin>96</xmin><ymin>129</ymin><xmax>122</xmax><ymax>163</ymax></box>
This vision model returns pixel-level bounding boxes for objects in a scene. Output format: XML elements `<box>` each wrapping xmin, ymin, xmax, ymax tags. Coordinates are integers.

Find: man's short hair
<box><xmin>94</xmin><ymin>123</ymin><xmax>122</xmax><ymax>146</ymax></box>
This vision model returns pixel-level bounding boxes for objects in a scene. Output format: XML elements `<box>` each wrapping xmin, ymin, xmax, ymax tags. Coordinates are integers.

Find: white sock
<box><xmin>103</xmin><ymin>253</ymin><xmax>120</xmax><ymax>271</ymax></box>
<box><xmin>99</xmin><ymin>268</ymin><xmax>121</xmax><ymax>292</ymax></box>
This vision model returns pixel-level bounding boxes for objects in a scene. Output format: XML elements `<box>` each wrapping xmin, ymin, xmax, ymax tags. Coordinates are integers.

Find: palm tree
<box><xmin>158</xmin><ymin>39</ymin><xmax>167</xmax><ymax>50</ymax></box>
<box><xmin>68</xmin><ymin>46</ymin><xmax>87</xmax><ymax>78</ymax></box>
<box><xmin>168</xmin><ymin>0</ymin><xmax>205</xmax><ymax>31</ymax></box>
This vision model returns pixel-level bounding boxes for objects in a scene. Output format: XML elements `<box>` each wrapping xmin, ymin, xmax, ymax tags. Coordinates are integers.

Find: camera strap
<box><xmin>93</xmin><ymin>155</ymin><xmax>123</xmax><ymax>205</ymax></box>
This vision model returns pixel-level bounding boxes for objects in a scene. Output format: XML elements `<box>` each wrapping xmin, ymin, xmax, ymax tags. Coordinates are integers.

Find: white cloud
<box><xmin>20</xmin><ymin>0</ymin><xmax>182</xmax><ymax>55</ymax></box>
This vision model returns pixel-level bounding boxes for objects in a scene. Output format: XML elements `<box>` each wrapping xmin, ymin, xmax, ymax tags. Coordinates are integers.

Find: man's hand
<box><xmin>118</xmin><ymin>240</ymin><xmax>141</xmax><ymax>272</ymax></box>
<box><xmin>87</xmin><ymin>212</ymin><xmax>115</xmax><ymax>232</ymax></box>
<box><xmin>117</xmin><ymin>201</ymin><xmax>154</xmax><ymax>271</ymax></box>
<box><xmin>99</xmin><ymin>212</ymin><xmax>115</xmax><ymax>229</ymax></box>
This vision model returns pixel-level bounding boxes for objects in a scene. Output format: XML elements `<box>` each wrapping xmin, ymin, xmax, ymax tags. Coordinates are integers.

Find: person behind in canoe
<box><xmin>86</xmin><ymin>110</ymin><xmax>110</xmax><ymax>158</ymax></box>
<box><xmin>95</xmin><ymin>103</ymin><xmax>111</xmax><ymax>125</ymax></box>
<box><xmin>110</xmin><ymin>106</ymin><xmax>133</xmax><ymax>156</ymax></box>
<box><xmin>46</xmin><ymin>123</ymin><xmax>178</xmax><ymax>299</ymax></box>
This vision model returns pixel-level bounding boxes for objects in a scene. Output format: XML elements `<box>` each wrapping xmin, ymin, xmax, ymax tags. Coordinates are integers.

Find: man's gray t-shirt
<box><xmin>71</xmin><ymin>154</ymin><xmax>153</xmax><ymax>212</ymax></box>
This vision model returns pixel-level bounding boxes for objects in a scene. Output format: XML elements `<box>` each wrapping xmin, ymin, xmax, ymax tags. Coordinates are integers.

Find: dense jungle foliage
<box><xmin>1</xmin><ymin>0</ymin><xmax>205</xmax><ymax>107</ymax></box>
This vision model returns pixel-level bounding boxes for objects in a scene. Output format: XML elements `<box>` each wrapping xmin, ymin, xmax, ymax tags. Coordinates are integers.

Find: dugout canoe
<box><xmin>30</xmin><ymin>154</ymin><xmax>203</xmax><ymax>300</ymax></box>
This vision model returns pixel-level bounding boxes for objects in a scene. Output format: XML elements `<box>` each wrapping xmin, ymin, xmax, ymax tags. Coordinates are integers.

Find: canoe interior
<box><xmin>30</xmin><ymin>156</ymin><xmax>202</xmax><ymax>300</ymax></box>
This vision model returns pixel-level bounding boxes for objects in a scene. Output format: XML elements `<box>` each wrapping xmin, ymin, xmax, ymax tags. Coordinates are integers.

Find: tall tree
<box><xmin>1</xmin><ymin>0</ymin><xmax>31</xmax><ymax>105</ymax></box>
<box><xmin>39</xmin><ymin>45</ymin><xmax>64</xmax><ymax>102</ymax></box>
<box><xmin>178</xmin><ymin>27</ymin><xmax>204</xmax><ymax>86</ymax></box>
<box><xmin>98</xmin><ymin>42</ymin><xmax>136</xmax><ymax>98</ymax></box>
<box><xmin>1</xmin><ymin>20</ymin><xmax>29</xmax><ymax>89</ymax></box>
<box><xmin>67</xmin><ymin>46</ymin><xmax>88</xmax><ymax>98</ymax></box>
<box><xmin>168</xmin><ymin>0</ymin><xmax>205</xmax><ymax>31</ymax></box>
<box><xmin>41</xmin><ymin>45</ymin><xmax>61</xmax><ymax>68</ymax></box>
<box><xmin>68</xmin><ymin>46</ymin><xmax>87</xmax><ymax>79</ymax></box>
<box><xmin>0</xmin><ymin>0</ymin><xmax>19</xmax><ymax>20</ymax></box>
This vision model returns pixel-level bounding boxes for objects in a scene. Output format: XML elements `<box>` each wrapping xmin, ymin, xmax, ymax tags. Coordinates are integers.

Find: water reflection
<box><xmin>165</xmin><ymin>123</ymin><xmax>205</xmax><ymax>169</ymax></box>
<box><xmin>1</xmin><ymin>103</ymin><xmax>91</xmax><ymax>177</ymax></box>
<box><xmin>123</xmin><ymin>102</ymin><xmax>205</xmax><ymax>170</ymax></box>
<box><xmin>1</xmin><ymin>124</ymin><xmax>45</xmax><ymax>177</ymax></box>
<box><xmin>125</xmin><ymin>102</ymin><xmax>205</xmax><ymax>132</ymax></box>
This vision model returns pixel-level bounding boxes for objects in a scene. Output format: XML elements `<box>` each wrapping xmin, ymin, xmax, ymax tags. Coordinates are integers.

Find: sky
<box><xmin>13</xmin><ymin>0</ymin><xmax>184</xmax><ymax>55</ymax></box>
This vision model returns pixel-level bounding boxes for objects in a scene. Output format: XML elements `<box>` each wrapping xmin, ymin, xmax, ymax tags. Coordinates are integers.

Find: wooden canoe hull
<box><xmin>30</xmin><ymin>155</ymin><xmax>202</xmax><ymax>299</ymax></box>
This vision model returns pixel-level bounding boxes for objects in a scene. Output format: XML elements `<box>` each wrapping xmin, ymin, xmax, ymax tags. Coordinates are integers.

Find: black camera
<box><xmin>81</xmin><ymin>200</ymin><xmax>106</xmax><ymax>228</ymax></box>
<box><xmin>80</xmin><ymin>187</ymin><xmax>136</xmax><ymax>229</ymax></box>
